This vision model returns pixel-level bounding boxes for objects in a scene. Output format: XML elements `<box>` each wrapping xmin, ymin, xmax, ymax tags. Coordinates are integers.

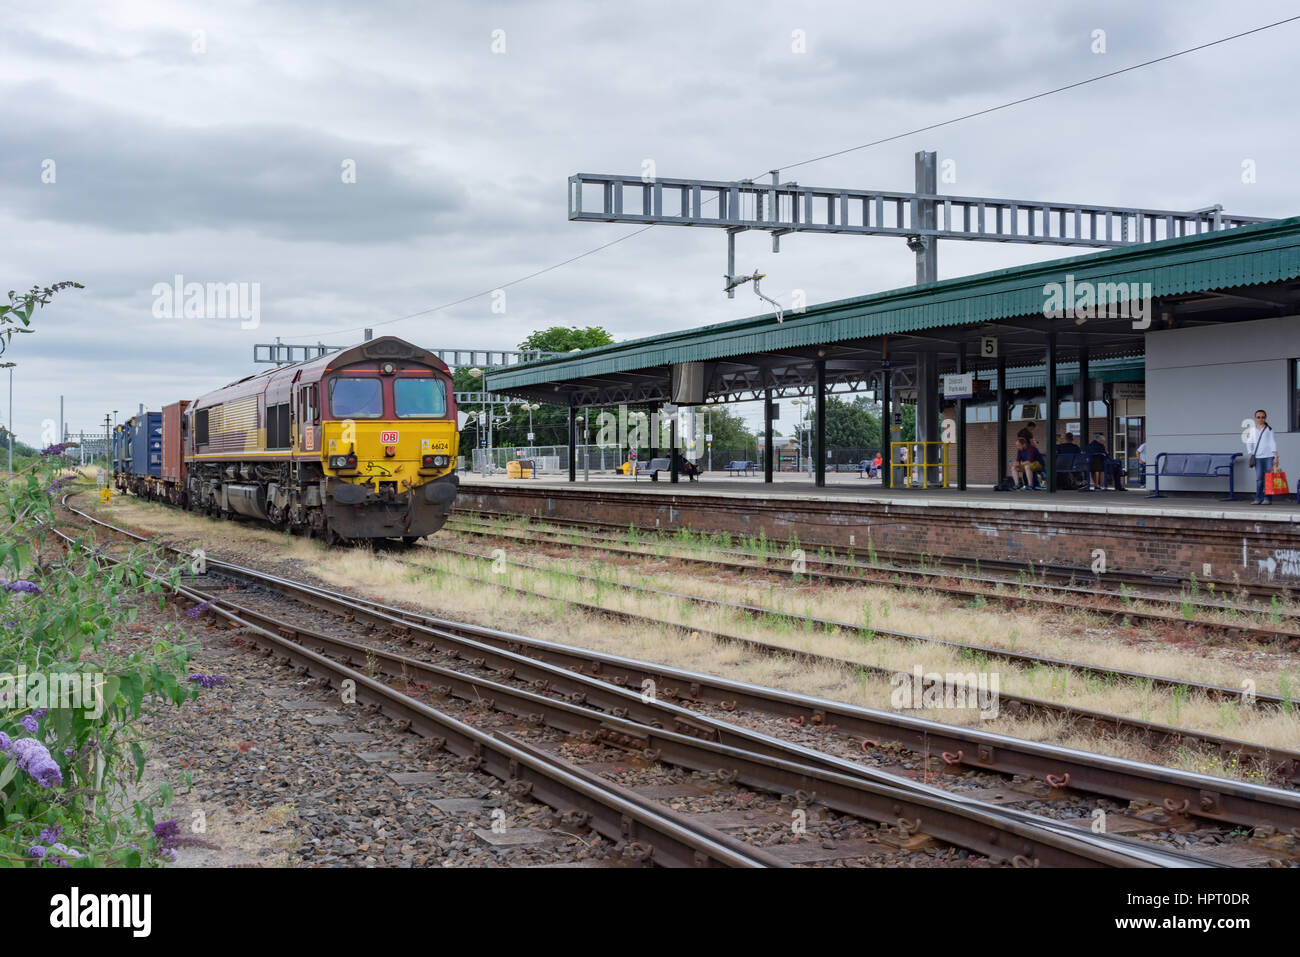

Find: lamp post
<box><xmin>524</xmin><ymin>403</ymin><xmax>539</xmax><ymax>453</ymax></box>
<box><xmin>466</xmin><ymin>368</ymin><xmax>487</xmax><ymax>475</ymax></box>
<box><xmin>576</xmin><ymin>414</ymin><xmax>588</xmax><ymax>481</ymax></box>
<box><xmin>111</xmin><ymin>409</ymin><xmax>119</xmax><ymax>479</ymax></box>
<box><xmin>793</xmin><ymin>398</ymin><xmax>812</xmax><ymax>473</ymax></box>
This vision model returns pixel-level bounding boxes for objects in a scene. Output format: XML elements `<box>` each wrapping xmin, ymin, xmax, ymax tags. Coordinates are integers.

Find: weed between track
<box><xmin>83</xmin><ymin>491</ymin><xmax>1300</xmax><ymax>786</ymax></box>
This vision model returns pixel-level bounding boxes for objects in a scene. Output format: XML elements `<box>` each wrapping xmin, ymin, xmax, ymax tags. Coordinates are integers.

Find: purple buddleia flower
<box><xmin>183</xmin><ymin>600</ymin><xmax>215</xmax><ymax>619</ymax></box>
<box><xmin>186</xmin><ymin>673</ymin><xmax>227</xmax><ymax>689</ymax></box>
<box><xmin>0</xmin><ymin>732</ymin><xmax>11</xmax><ymax>751</ymax></box>
<box><xmin>19</xmin><ymin>714</ymin><xmax>38</xmax><ymax>734</ymax></box>
<box><xmin>153</xmin><ymin>821</ymin><xmax>180</xmax><ymax>843</ymax></box>
<box><xmin>2</xmin><ymin>580</ymin><xmax>41</xmax><ymax>595</ymax></box>
<box><xmin>31</xmin><ymin>709</ymin><xmax>47</xmax><ymax>720</ymax></box>
<box><xmin>10</xmin><ymin>737</ymin><xmax>63</xmax><ymax>789</ymax></box>
<box><xmin>157</xmin><ymin>848</ymin><xmax>177</xmax><ymax>863</ymax></box>
<box><xmin>28</xmin><ymin>845</ymin><xmax>46</xmax><ymax>860</ymax></box>
<box><xmin>39</xmin><ymin>825</ymin><xmax>63</xmax><ymax>843</ymax></box>
<box><xmin>49</xmin><ymin>842</ymin><xmax>83</xmax><ymax>860</ymax></box>
<box><xmin>39</xmin><ymin>443</ymin><xmax>71</xmax><ymax>457</ymax></box>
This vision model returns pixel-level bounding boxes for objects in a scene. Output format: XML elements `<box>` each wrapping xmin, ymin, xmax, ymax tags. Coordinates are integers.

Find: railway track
<box><xmin>445</xmin><ymin>513</ymin><xmax>1300</xmax><ymax>647</ymax></box>
<box><xmin>54</xmin><ymin>497</ymin><xmax>1195</xmax><ymax>867</ymax></box>
<box><xmin>409</xmin><ymin>539</ymin><xmax>1300</xmax><ymax>784</ymax></box>
<box><xmin>58</xmin><ymin>492</ymin><xmax>1300</xmax><ymax>866</ymax></box>
<box><xmin>431</xmin><ymin>532</ymin><xmax>1300</xmax><ymax>713</ymax></box>
<box><xmin>453</xmin><ymin>506</ymin><xmax>1300</xmax><ymax>605</ymax></box>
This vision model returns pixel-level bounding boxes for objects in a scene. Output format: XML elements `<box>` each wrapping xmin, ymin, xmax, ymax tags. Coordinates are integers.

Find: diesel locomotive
<box><xmin>112</xmin><ymin>336</ymin><xmax>460</xmax><ymax>542</ymax></box>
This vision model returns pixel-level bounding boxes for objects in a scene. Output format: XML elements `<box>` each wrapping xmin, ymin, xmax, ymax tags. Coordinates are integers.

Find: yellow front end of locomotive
<box><xmin>321</xmin><ymin>419</ymin><xmax>459</xmax><ymax>490</ymax></box>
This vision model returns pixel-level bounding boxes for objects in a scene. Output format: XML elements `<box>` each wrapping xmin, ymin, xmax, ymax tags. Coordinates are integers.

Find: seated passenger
<box><xmin>1055</xmin><ymin>432</ymin><xmax>1081</xmax><ymax>455</ymax></box>
<box><xmin>1056</xmin><ymin>432</ymin><xmax>1083</xmax><ymax>489</ymax></box>
<box><xmin>1085</xmin><ymin>434</ymin><xmax>1126</xmax><ymax>490</ymax></box>
<box><xmin>672</xmin><ymin>451</ymin><xmax>700</xmax><ymax>482</ymax></box>
<box><xmin>1010</xmin><ymin>438</ymin><xmax>1040</xmax><ymax>489</ymax></box>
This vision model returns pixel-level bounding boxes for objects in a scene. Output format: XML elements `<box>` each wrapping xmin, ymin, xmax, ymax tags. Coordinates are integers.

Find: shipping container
<box><xmin>161</xmin><ymin>400</ymin><xmax>189</xmax><ymax>484</ymax></box>
<box><xmin>130</xmin><ymin>412</ymin><xmax>162</xmax><ymax>478</ymax></box>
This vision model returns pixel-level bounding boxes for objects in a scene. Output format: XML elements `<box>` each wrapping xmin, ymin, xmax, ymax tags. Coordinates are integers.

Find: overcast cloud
<box><xmin>1</xmin><ymin>0</ymin><xmax>1296</xmax><ymax>445</ymax></box>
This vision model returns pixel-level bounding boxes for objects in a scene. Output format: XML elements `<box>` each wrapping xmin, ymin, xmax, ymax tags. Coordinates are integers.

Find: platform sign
<box><xmin>980</xmin><ymin>336</ymin><xmax>998</xmax><ymax>358</ymax></box>
<box><xmin>942</xmin><ymin>372</ymin><xmax>974</xmax><ymax>400</ymax></box>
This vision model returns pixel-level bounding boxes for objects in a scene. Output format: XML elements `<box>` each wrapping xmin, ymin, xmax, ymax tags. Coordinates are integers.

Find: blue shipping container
<box><xmin>131</xmin><ymin>413</ymin><xmax>163</xmax><ymax>478</ymax></box>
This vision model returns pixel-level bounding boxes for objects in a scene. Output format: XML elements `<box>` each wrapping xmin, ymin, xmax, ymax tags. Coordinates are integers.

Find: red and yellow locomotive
<box><xmin>176</xmin><ymin>336</ymin><xmax>459</xmax><ymax>542</ymax></box>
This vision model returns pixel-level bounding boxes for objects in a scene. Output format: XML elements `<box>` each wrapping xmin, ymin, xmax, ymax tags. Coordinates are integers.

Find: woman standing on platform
<box><xmin>1244</xmin><ymin>409</ymin><xmax>1278</xmax><ymax>505</ymax></box>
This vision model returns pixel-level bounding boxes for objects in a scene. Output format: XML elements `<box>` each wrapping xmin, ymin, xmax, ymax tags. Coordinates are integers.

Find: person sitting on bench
<box><xmin>1010</xmin><ymin>437</ymin><xmax>1044</xmax><ymax>489</ymax></box>
<box><xmin>1084</xmin><ymin>433</ymin><xmax>1125</xmax><ymax>490</ymax></box>
<box><xmin>672</xmin><ymin>450</ymin><xmax>700</xmax><ymax>482</ymax></box>
<box><xmin>1055</xmin><ymin>432</ymin><xmax>1083</xmax><ymax>489</ymax></box>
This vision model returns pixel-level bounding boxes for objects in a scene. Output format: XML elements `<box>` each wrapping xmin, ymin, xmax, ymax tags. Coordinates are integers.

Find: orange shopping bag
<box><xmin>1266</xmin><ymin>470</ymin><xmax>1289</xmax><ymax>495</ymax></box>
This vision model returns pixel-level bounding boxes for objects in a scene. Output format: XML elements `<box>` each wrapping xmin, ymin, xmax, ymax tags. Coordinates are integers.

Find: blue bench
<box><xmin>641</xmin><ymin>456</ymin><xmax>671</xmax><ymax>480</ymax></box>
<box><xmin>1143</xmin><ymin>452</ymin><xmax>1242</xmax><ymax>500</ymax></box>
<box><xmin>725</xmin><ymin>460</ymin><xmax>755</xmax><ymax>476</ymax></box>
<box><xmin>1055</xmin><ymin>452</ymin><xmax>1092</xmax><ymax>490</ymax></box>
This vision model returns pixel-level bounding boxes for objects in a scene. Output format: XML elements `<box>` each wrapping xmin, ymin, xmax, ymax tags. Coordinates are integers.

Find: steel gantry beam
<box><xmin>254</xmin><ymin>339</ymin><xmax>563</xmax><ymax>368</ymax></box>
<box><xmin>569</xmin><ymin>170</ymin><xmax>1272</xmax><ymax>250</ymax></box>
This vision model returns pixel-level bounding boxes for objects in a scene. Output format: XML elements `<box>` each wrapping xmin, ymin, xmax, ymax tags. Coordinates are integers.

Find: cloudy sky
<box><xmin>2</xmin><ymin>0</ymin><xmax>1297</xmax><ymax>446</ymax></box>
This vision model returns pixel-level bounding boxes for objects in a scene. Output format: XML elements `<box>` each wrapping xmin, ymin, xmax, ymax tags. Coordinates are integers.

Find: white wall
<box><xmin>1144</xmin><ymin>315</ymin><xmax>1299</xmax><ymax>494</ymax></box>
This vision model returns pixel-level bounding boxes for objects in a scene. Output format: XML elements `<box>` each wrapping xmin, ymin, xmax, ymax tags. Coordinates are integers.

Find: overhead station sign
<box><xmin>942</xmin><ymin>372</ymin><xmax>974</xmax><ymax>400</ymax></box>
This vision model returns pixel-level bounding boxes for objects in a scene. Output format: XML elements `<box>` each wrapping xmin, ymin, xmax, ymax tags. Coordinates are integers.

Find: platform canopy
<box><xmin>487</xmin><ymin>215</ymin><xmax>1300</xmax><ymax>407</ymax></box>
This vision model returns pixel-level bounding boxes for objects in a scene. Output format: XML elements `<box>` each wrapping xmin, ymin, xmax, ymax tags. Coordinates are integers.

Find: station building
<box><xmin>488</xmin><ymin>215</ymin><xmax>1300</xmax><ymax>497</ymax></box>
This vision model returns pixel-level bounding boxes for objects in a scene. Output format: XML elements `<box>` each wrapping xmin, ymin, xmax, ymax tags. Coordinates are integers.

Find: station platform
<box><xmin>455</xmin><ymin>472</ymin><xmax>1300</xmax><ymax>586</ymax></box>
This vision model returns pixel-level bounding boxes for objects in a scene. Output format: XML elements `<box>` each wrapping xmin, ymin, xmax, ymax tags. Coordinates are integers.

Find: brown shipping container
<box><xmin>161</xmin><ymin>400</ymin><xmax>190</xmax><ymax>484</ymax></box>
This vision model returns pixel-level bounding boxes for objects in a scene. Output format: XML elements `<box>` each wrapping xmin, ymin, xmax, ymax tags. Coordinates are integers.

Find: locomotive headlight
<box><xmin>381</xmin><ymin>362</ymin><xmax>396</xmax><ymax>375</ymax></box>
<box><xmin>422</xmin><ymin>454</ymin><xmax>450</xmax><ymax>468</ymax></box>
<box><xmin>330</xmin><ymin>454</ymin><xmax>358</xmax><ymax>469</ymax></box>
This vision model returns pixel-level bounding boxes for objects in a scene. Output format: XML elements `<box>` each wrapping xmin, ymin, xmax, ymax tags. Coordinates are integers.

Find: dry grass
<box><xmin>84</xmin><ymin>492</ymin><xmax>1300</xmax><ymax>784</ymax></box>
<box><xmin>451</xmin><ymin>511</ymin><xmax>1300</xmax><ymax>633</ymax></box>
<box><xmin>432</xmin><ymin>531</ymin><xmax>1300</xmax><ymax>700</ymax></box>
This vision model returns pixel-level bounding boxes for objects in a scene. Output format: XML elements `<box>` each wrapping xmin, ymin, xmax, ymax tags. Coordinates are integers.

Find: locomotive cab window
<box><xmin>307</xmin><ymin>384</ymin><xmax>320</xmax><ymax>425</ymax></box>
<box><xmin>394</xmin><ymin>377</ymin><xmax>447</xmax><ymax>418</ymax></box>
<box><xmin>195</xmin><ymin>409</ymin><xmax>209</xmax><ymax>446</ymax></box>
<box><xmin>329</xmin><ymin>377</ymin><xmax>383</xmax><ymax>418</ymax></box>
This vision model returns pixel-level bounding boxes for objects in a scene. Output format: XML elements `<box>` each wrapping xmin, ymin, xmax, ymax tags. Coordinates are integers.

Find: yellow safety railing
<box><xmin>889</xmin><ymin>442</ymin><xmax>954</xmax><ymax>489</ymax></box>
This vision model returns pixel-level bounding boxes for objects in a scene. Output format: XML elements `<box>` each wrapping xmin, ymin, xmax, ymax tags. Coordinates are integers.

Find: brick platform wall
<box><xmin>457</xmin><ymin>485</ymin><xmax>1298</xmax><ymax>586</ymax></box>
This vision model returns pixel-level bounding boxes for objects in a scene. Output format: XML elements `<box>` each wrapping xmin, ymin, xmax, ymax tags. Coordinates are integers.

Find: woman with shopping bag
<box><xmin>1244</xmin><ymin>409</ymin><xmax>1280</xmax><ymax>505</ymax></box>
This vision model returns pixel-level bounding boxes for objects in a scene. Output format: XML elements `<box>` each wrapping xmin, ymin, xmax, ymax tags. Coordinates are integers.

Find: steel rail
<box><xmin>454</xmin><ymin>507</ymin><xmax>1300</xmax><ymax>605</ymax></box>
<box><xmin>415</xmin><ymin>544</ymin><xmax>1300</xmax><ymax>778</ymax></box>
<box><xmin>186</xmin><ymin>554</ymin><xmax>1300</xmax><ymax>831</ymax></box>
<box><xmin>190</xmin><ymin>582</ymin><xmax>1207</xmax><ymax>866</ymax></box>
<box><xmin>436</xmin><ymin>528</ymin><xmax>1298</xmax><ymax>712</ymax></box>
<box><xmin>170</xmin><ymin>587</ymin><xmax>1184</xmax><ymax>868</ymax></box>
<box><xmin>57</xmin><ymin>496</ymin><xmax>1300</xmax><ymax>834</ymax></box>
<box><xmin>44</xmin><ymin>514</ymin><xmax>785</xmax><ymax>868</ymax></box>
<box><xmin>446</xmin><ymin>514</ymin><xmax>1300</xmax><ymax>644</ymax></box>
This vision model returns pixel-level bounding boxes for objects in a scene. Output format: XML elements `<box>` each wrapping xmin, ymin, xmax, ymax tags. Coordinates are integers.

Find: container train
<box><xmin>110</xmin><ymin>336</ymin><xmax>460</xmax><ymax>542</ymax></box>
